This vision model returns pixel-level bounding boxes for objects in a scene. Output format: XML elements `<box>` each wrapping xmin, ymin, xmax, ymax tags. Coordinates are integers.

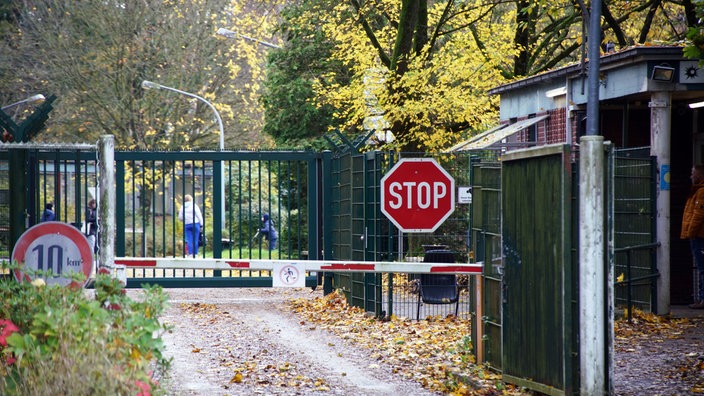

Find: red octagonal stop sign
<box><xmin>381</xmin><ymin>158</ymin><xmax>455</xmax><ymax>232</ymax></box>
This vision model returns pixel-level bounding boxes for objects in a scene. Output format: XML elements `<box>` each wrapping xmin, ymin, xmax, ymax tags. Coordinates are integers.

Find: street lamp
<box><xmin>216</xmin><ymin>28</ymin><xmax>281</xmax><ymax>49</ymax></box>
<box><xmin>2</xmin><ymin>94</ymin><xmax>46</xmax><ymax>111</ymax></box>
<box><xmin>141</xmin><ymin>80</ymin><xmax>226</xmax><ymax>226</ymax></box>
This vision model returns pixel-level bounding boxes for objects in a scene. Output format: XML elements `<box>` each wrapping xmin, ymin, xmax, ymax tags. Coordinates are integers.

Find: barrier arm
<box><xmin>114</xmin><ymin>257</ymin><xmax>484</xmax><ymax>274</ymax></box>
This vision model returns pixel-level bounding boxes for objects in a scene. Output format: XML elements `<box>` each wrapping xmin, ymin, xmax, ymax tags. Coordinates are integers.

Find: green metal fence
<box><xmin>469</xmin><ymin>160</ymin><xmax>502</xmax><ymax>368</ymax></box>
<box><xmin>327</xmin><ymin>151</ymin><xmax>390</xmax><ymax>314</ymax></box>
<box><xmin>613</xmin><ymin>148</ymin><xmax>657</xmax><ymax>312</ymax></box>
<box><xmin>1</xmin><ymin>144</ymin><xmax>657</xmax><ymax>323</ymax></box>
<box><xmin>0</xmin><ymin>144</ymin><xmax>97</xmax><ymax>261</ymax></box>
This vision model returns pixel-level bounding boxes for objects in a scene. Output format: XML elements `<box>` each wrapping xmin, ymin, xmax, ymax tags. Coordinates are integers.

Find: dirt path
<box><xmin>155</xmin><ymin>288</ymin><xmax>438</xmax><ymax>396</ymax></box>
<box><xmin>140</xmin><ymin>288</ymin><xmax>704</xmax><ymax>395</ymax></box>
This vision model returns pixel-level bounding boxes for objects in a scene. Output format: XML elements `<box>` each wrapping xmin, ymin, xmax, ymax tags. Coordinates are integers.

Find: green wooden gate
<box><xmin>500</xmin><ymin>145</ymin><xmax>578</xmax><ymax>395</ymax></box>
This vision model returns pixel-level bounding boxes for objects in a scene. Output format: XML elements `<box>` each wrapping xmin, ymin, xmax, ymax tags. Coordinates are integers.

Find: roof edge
<box><xmin>488</xmin><ymin>45</ymin><xmax>686</xmax><ymax>95</ymax></box>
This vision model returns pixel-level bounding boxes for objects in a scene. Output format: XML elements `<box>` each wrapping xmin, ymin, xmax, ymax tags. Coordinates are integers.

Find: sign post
<box><xmin>380</xmin><ymin>158</ymin><xmax>455</xmax><ymax>232</ymax></box>
<box><xmin>11</xmin><ymin>222</ymin><xmax>93</xmax><ymax>287</ymax></box>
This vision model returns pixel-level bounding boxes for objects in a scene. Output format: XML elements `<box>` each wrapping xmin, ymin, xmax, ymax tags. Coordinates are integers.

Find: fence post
<box><xmin>579</xmin><ymin>135</ymin><xmax>608</xmax><ymax>394</ymax></box>
<box><xmin>98</xmin><ymin>135</ymin><xmax>117</xmax><ymax>277</ymax></box>
<box><xmin>321</xmin><ymin>151</ymin><xmax>334</xmax><ymax>294</ymax></box>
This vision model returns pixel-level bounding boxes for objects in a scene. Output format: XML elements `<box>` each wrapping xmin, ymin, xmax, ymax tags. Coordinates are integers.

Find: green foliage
<box><xmin>0</xmin><ymin>262</ymin><xmax>170</xmax><ymax>395</ymax></box>
<box><xmin>261</xmin><ymin>2</ymin><xmax>348</xmax><ymax>148</ymax></box>
<box><xmin>685</xmin><ymin>1</ymin><xmax>704</xmax><ymax>64</ymax></box>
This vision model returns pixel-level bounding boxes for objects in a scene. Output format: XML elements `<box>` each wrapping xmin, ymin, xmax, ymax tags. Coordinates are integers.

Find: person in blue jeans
<box><xmin>260</xmin><ymin>213</ymin><xmax>278</xmax><ymax>250</ymax></box>
<box><xmin>178</xmin><ymin>194</ymin><xmax>204</xmax><ymax>256</ymax></box>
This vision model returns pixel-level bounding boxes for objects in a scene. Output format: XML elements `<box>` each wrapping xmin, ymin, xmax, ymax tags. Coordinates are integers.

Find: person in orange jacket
<box><xmin>681</xmin><ymin>165</ymin><xmax>704</xmax><ymax>309</ymax></box>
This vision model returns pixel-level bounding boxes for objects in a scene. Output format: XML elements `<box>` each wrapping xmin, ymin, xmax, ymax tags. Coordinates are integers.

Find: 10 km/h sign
<box><xmin>380</xmin><ymin>158</ymin><xmax>455</xmax><ymax>232</ymax></box>
<box><xmin>11</xmin><ymin>222</ymin><xmax>93</xmax><ymax>287</ymax></box>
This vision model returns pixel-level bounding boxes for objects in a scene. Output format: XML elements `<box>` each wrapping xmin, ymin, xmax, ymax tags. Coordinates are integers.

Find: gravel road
<box><xmin>155</xmin><ymin>287</ymin><xmax>439</xmax><ymax>396</ymax></box>
<box><xmin>140</xmin><ymin>287</ymin><xmax>704</xmax><ymax>395</ymax></box>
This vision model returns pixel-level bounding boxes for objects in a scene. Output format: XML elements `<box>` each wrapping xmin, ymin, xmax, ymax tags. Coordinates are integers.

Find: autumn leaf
<box><xmin>230</xmin><ymin>372</ymin><xmax>243</xmax><ymax>383</ymax></box>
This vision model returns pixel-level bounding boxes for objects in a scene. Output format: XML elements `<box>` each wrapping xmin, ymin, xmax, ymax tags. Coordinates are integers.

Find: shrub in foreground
<box><xmin>0</xmin><ymin>264</ymin><xmax>170</xmax><ymax>395</ymax></box>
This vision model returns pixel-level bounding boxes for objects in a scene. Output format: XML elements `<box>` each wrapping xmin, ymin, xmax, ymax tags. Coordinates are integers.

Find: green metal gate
<box><xmin>327</xmin><ymin>150</ymin><xmax>395</xmax><ymax>315</ymax></box>
<box><xmin>469</xmin><ymin>160</ymin><xmax>502</xmax><ymax>368</ymax></box>
<box><xmin>113</xmin><ymin>150</ymin><xmax>321</xmax><ymax>288</ymax></box>
<box><xmin>613</xmin><ymin>148</ymin><xmax>657</xmax><ymax>313</ymax></box>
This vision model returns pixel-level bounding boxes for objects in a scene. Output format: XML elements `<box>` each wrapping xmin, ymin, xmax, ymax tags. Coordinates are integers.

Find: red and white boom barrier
<box><xmin>114</xmin><ymin>257</ymin><xmax>483</xmax><ymax>274</ymax></box>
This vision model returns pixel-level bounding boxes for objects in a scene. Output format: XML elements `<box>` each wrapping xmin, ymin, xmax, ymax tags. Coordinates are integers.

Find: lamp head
<box><xmin>141</xmin><ymin>80</ymin><xmax>161</xmax><ymax>90</ymax></box>
<box><xmin>26</xmin><ymin>94</ymin><xmax>45</xmax><ymax>105</ymax></box>
<box><xmin>216</xmin><ymin>28</ymin><xmax>237</xmax><ymax>39</ymax></box>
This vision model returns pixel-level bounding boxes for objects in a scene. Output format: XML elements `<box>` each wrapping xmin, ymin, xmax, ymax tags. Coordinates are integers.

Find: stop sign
<box><xmin>381</xmin><ymin>158</ymin><xmax>455</xmax><ymax>232</ymax></box>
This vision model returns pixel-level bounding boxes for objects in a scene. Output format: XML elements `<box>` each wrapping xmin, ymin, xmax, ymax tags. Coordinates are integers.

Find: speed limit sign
<box><xmin>11</xmin><ymin>222</ymin><xmax>93</xmax><ymax>287</ymax></box>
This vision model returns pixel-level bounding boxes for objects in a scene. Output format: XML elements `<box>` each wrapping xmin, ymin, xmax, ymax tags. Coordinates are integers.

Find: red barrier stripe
<box><xmin>430</xmin><ymin>265</ymin><xmax>483</xmax><ymax>273</ymax></box>
<box><xmin>116</xmin><ymin>259</ymin><xmax>157</xmax><ymax>267</ymax></box>
<box><xmin>320</xmin><ymin>263</ymin><xmax>376</xmax><ymax>271</ymax></box>
<box><xmin>227</xmin><ymin>261</ymin><xmax>251</xmax><ymax>269</ymax></box>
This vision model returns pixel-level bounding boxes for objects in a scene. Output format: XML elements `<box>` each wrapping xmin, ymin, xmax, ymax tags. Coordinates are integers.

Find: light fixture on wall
<box><xmin>651</xmin><ymin>65</ymin><xmax>675</xmax><ymax>82</ymax></box>
<box><xmin>689</xmin><ymin>100</ymin><xmax>704</xmax><ymax>109</ymax></box>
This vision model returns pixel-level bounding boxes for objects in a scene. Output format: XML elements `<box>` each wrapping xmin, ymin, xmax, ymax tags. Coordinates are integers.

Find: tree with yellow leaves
<box><xmin>265</xmin><ymin>0</ymin><xmax>695</xmax><ymax>152</ymax></box>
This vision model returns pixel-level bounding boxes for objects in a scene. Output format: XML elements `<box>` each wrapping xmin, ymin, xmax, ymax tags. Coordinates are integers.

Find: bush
<box><xmin>0</xmin><ymin>263</ymin><xmax>170</xmax><ymax>395</ymax></box>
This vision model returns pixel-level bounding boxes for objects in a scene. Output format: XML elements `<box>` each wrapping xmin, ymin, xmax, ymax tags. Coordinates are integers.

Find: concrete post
<box><xmin>649</xmin><ymin>91</ymin><xmax>671</xmax><ymax>315</ymax></box>
<box><xmin>98</xmin><ymin>135</ymin><xmax>116</xmax><ymax>274</ymax></box>
<box><xmin>580</xmin><ymin>135</ymin><xmax>606</xmax><ymax>395</ymax></box>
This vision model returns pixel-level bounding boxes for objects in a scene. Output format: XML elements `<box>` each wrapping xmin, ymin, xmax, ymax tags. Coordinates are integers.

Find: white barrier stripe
<box><xmin>114</xmin><ymin>257</ymin><xmax>484</xmax><ymax>274</ymax></box>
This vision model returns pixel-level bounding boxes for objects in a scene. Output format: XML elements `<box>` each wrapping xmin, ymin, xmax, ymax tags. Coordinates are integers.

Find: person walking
<box><xmin>178</xmin><ymin>194</ymin><xmax>204</xmax><ymax>256</ymax></box>
<box><xmin>40</xmin><ymin>202</ymin><xmax>56</xmax><ymax>222</ymax></box>
<box><xmin>259</xmin><ymin>213</ymin><xmax>278</xmax><ymax>250</ymax></box>
<box><xmin>681</xmin><ymin>165</ymin><xmax>704</xmax><ymax>309</ymax></box>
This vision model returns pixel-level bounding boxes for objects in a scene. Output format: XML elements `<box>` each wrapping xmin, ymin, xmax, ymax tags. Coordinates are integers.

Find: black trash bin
<box><xmin>417</xmin><ymin>250</ymin><xmax>460</xmax><ymax>320</ymax></box>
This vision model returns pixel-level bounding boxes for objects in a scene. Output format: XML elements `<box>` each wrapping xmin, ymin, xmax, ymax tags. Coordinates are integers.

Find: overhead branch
<box><xmin>349</xmin><ymin>0</ymin><xmax>392</xmax><ymax>68</ymax></box>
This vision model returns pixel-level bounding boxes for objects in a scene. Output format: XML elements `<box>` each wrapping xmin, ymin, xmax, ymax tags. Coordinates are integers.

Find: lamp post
<box><xmin>141</xmin><ymin>80</ymin><xmax>226</xmax><ymax>226</ymax></box>
<box><xmin>2</xmin><ymin>94</ymin><xmax>46</xmax><ymax>111</ymax></box>
<box><xmin>216</xmin><ymin>28</ymin><xmax>281</xmax><ymax>49</ymax></box>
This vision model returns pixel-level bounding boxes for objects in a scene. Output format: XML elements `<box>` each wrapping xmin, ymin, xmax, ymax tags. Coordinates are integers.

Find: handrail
<box><xmin>614</xmin><ymin>242</ymin><xmax>660</xmax><ymax>322</ymax></box>
<box><xmin>614</xmin><ymin>242</ymin><xmax>660</xmax><ymax>253</ymax></box>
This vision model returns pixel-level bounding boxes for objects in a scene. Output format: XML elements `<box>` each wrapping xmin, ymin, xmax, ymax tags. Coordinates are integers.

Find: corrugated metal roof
<box><xmin>449</xmin><ymin>115</ymin><xmax>549</xmax><ymax>151</ymax></box>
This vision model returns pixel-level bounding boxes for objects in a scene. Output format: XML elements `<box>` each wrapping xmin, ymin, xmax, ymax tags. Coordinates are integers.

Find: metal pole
<box><xmin>586</xmin><ymin>0</ymin><xmax>601</xmax><ymax>138</ymax></box>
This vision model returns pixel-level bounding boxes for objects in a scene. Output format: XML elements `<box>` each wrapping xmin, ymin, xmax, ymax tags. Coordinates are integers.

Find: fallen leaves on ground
<box><xmin>177</xmin><ymin>301</ymin><xmax>332</xmax><ymax>392</ymax></box>
<box><xmin>288</xmin><ymin>291</ymin><xmax>528</xmax><ymax>395</ymax></box>
<box><xmin>614</xmin><ymin>308</ymin><xmax>695</xmax><ymax>340</ymax></box>
<box><xmin>615</xmin><ymin>308</ymin><xmax>704</xmax><ymax>393</ymax></box>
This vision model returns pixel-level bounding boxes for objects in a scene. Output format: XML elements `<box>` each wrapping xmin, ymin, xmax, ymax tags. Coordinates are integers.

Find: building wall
<box><xmin>546</xmin><ymin>108</ymin><xmax>567</xmax><ymax>144</ymax></box>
